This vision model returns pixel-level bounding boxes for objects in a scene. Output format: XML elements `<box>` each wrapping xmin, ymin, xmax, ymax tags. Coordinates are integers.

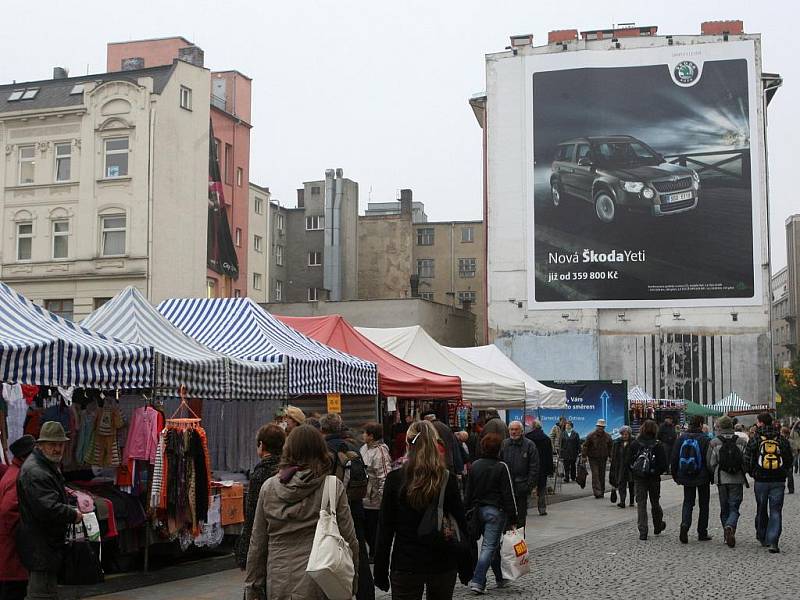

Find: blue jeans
<box><xmin>470</xmin><ymin>506</ymin><xmax>506</xmax><ymax>589</ymax></box>
<box><xmin>717</xmin><ymin>483</ymin><xmax>743</xmax><ymax>529</ymax></box>
<box><xmin>754</xmin><ymin>481</ymin><xmax>784</xmax><ymax>546</ymax></box>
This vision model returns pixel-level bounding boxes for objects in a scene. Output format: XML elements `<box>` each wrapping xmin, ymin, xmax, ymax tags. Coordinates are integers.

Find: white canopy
<box><xmin>713</xmin><ymin>391</ymin><xmax>751</xmax><ymax>412</ymax></box>
<box><xmin>445</xmin><ymin>344</ymin><xmax>566</xmax><ymax>409</ymax></box>
<box><xmin>356</xmin><ymin>325</ymin><xmax>527</xmax><ymax>408</ymax></box>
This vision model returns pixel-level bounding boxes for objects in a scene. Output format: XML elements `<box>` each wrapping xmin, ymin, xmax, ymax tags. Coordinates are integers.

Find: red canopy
<box><xmin>275</xmin><ymin>315</ymin><xmax>462</xmax><ymax>399</ymax></box>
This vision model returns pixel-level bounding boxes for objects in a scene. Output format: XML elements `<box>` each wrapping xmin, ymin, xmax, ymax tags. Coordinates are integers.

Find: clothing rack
<box><xmin>166</xmin><ymin>386</ymin><xmax>201</xmax><ymax>428</ymax></box>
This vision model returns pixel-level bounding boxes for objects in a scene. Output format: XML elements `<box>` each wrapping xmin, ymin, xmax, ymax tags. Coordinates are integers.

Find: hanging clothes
<box><xmin>124</xmin><ymin>406</ymin><xmax>162</xmax><ymax>465</ymax></box>
<box><xmin>92</xmin><ymin>404</ymin><xmax>124</xmax><ymax>467</ymax></box>
<box><xmin>2</xmin><ymin>384</ymin><xmax>26</xmax><ymax>446</ymax></box>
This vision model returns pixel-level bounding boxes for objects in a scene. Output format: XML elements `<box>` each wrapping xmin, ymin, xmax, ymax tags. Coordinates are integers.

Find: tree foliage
<box><xmin>776</xmin><ymin>354</ymin><xmax>800</xmax><ymax>418</ymax></box>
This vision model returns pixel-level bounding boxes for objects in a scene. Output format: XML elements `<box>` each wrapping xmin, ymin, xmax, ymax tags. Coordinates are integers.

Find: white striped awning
<box><xmin>628</xmin><ymin>386</ymin><xmax>654</xmax><ymax>402</ymax></box>
<box><xmin>158</xmin><ymin>298</ymin><xmax>377</xmax><ymax>396</ymax></box>
<box><xmin>83</xmin><ymin>287</ymin><xmax>285</xmax><ymax>400</ymax></box>
<box><xmin>713</xmin><ymin>391</ymin><xmax>751</xmax><ymax>412</ymax></box>
<box><xmin>0</xmin><ymin>283</ymin><xmax>152</xmax><ymax>388</ymax></box>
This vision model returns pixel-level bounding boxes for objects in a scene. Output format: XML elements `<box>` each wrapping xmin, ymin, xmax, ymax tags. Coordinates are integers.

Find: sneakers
<box><xmin>617</xmin><ymin>502</ymin><xmax>626</xmax><ymax>509</ymax></box>
<box><xmin>724</xmin><ymin>526</ymin><xmax>736</xmax><ymax>548</ymax></box>
<box><xmin>654</xmin><ymin>521</ymin><xmax>666</xmax><ymax>535</ymax></box>
<box><xmin>698</xmin><ymin>533</ymin><xmax>712</xmax><ymax>542</ymax></box>
<box><xmin>769</xmin><ymin>544</ymin><xmax>780</xmax><ymax>554</ymax></box>
<box><xmin>679</xmin><ymin>525</ymin><xmax>688</xmax><ymax>544</ymax></box>
<box><xmin>639</xmin><ymin>533</ymin><xmax>647</xmax><ymax>541</ymax></box>
<box><xmin>496</xmin><ymin>580</ymin><xmax>511</xmax><ymax>589</ymax></box>
<box><xmin>469</xmin><ymin>582</ymin><xmax>486</xmax><ymax>594</ymax></box>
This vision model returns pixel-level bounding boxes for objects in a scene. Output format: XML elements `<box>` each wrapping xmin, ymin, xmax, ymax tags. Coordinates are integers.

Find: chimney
<box><xmin>400</xmin><ymin>189</ymin><xmax>412</xmax><ymax>217</ymax></box>
<box><xmin>701</xmin><ymin>20</ymin><xmax>744</xmax><ymax>36</ymax></box>
<box><xmin>178</xmin><ymin>46</ymin><xmax>205</xmax><ymax>68</ymax></box>
<box><xmin>53</xmin><ymin>67</ymin><xmax>69</xmax><ymax>80</ymax></box>
<box><xmin>510</xmin><ymin>34</ymin><xmax>534</xmax><ymax>48</ymax></box>
<box><xmin>121</xmin><ymin>57</ymin><xmax>145</xmax><ymax>71</ymax></box>
<box><xmin>548</xmin><ymin>29</ymin><xmax>578</xmax><ymax>44</ymax></box>
<box><xmin>297</xmin><ymin>188</ymin><xmax>305</xmax><ymax>208</ymax></box>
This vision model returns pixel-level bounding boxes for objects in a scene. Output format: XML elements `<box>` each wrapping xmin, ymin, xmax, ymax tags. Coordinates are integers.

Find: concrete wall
<box><xmin>268</xmin><ymin>202</ymin><xmax>288</xmax><ymax>302</ymax></box>
<box><xmin>264</xmin><ymin>298</ymin><xmax>476</xmax><ymax>348</ymax></box>
<box><xmin>358</xmin><ymin>213</ymin><xmax>414</xmax><ymax>299</ymax></box>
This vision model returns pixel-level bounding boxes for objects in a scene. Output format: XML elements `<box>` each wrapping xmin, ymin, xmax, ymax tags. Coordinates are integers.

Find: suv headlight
<box><xmin>622</xmin><ymin>181</ymin><xmax>644</xmax><ymax>193</ymax></box>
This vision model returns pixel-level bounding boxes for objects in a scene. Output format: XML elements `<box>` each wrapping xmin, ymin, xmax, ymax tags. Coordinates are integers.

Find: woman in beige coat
<box><xmin>244</xmin><ymin>424</ymin><xmax>359</xmax><ymax>600</ymax></box>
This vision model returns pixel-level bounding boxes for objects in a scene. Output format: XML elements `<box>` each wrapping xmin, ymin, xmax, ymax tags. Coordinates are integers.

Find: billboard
<box><xmin>508</xmin><ymin>380</ymin><xmax>627</xmax><ymax>440</ymax></box>
<box><xmin>527</xmin><ymin>40</ymin><xmax>763</xmax><ymax>309</ymax></box>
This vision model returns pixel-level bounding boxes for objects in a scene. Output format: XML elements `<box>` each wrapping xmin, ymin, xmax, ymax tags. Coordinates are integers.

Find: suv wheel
<box><xmin>551</xmin><ymin>181</ymin><xmax>562</xmax><ymax>207</ymax></box>
<box><xmin>594</xmin><ymin>190</ymin><xmax>616</xmax><ymax>223</ymax></box>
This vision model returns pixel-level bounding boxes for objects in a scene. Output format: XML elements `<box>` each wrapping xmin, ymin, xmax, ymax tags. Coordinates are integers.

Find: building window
<box><xmin>93</xmin><ymin>297</ymin><xmax>111</xmax><ymax>310</ymax></box>
<box><xmin>206</xmin><ymin>278</ymin><xmax>216</xmax><ymax>298</ymax></box>
<box><xmin>277</xmin><ymin>213</ymin><xmax>285</xmax><ymax>233</ymax></box>
<box><xmin>458</xmin><ymin>258</ymin><xmax>477</xmax><ymax>278</ymax></box>
<box><xmin>275</xmin><ymin>280</ymin><xmax>283</xmax><ymax>302</ymax></box>
<box><xmin>101</xmin><ymin>214</ymin><xmax>126</xmax><ymax>256</ymax></box>
<box><xmin>420</xmin><ymin>292</ymin><xmax>434</xmax><ymax>301</ymax></box>
<box><xmin>458</xmin><ymin>291</ymin><xmax>476</xmax><ymax>306</ymax></box>
<box><xmin>308</xmin><ymin>251</ymin><xmax>322</xmax><ymax>266</ymax></box>
<box><xmin>44</xmin><ymin>299</ymin><xmax>74</xmax><ymax>321</ymax></box>
<box><xmin>235</xmin><ymin>228</ymin><xmax>242</xmax><ymax>247</ymax></box>
<box><xmin>253</xmin><ymin>272</ymin><xmax>262</xmax><ymax>290</ymax></box>
<box><xmin>234</xmin><ymin>289</ymin><xmax>241</xmax><ymax>298</ymax></box>
<box><xmin>180</xmin><ymin>86</ymin><xmax>192</xmax><ymax>110</ymax></box>
<box><xmin>461</xmin><ymin>226</ymin><xmax>474</xmax><ymax>243</ymax></box>
<box><xmin>213</xmin><ymin>138</ymin><xmax>220</xmax><ymax>161</ymax></box>
<box><xmin>254</xmin><ymin>196</ymin><xmax>264</xmax><ymax>214</ymax></box>
<box><xmin>52</xmin><ymin>220</ymin><xmax>69</xmax><ymax>259</ymax></box>
<box><xmin>236</xmin><ymin>167</ymin><xmax>243</xmax><ymax>187</ymax></box>
<box><xmin>308</xmin><ymin>287</ymin><xmax>319</xmax><ymax>301</ymax></box>
<box><xmin>275</xmin><ymin>245</ymin><xmax>284</xmax><ymax>266</ymax></box>
<box><xmin>417</xmin><ymin>227</ymin><xmax>434</xmax><ymax>246</ymax></box>
<box><xmin>224</xmin><ymin>144</ymin><xmax>233</xmax><ymax>183</ymax></box>
<box><xmin>54</xmin><ymin>143</ymin><xmax>72</xmax><ymax>182</ymax></box>
<box><xmin>305</xmin><ymin>215</ymin><xmax>324</xmax><ymax>230</ymax></box>
<box><xmin>104</xmin><ymin>137</ymin><xmax>129</xmax><ymax>178</ymax></box>
<box><xmin>311</xmin><ymin>186</ymin><xmax>321</xmax><ymax>195</ymax></box>
<box><xmin>254</xmin><ymin>235</ymin><xmax>263</xmax><ymax>252</ymax></box>
<box><xmin>16</xmin><ymin>222</ymin><xmax>32</xmax><ymax>261</ymax></box>
<box><xmin>417</xmin><ymin>259</ymin><xmax>434</xmax><ymax>278</ymax></box>
<box><xmin>19</xmin><ymin>146</ymin><xmax>35</xmax><ymax>185</ymax></box>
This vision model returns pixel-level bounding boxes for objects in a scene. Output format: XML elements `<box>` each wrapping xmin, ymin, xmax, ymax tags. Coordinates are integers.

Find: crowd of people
<box><xmin>0</xmin><ymin>405</ymin><xmax>797</xmax><ymax>600</ymax></box>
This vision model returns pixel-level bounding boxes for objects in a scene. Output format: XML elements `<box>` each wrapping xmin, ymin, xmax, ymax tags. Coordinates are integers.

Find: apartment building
<box><xmin>107</xmin><ymin>37</ymin><xmax>252</xmax><ymax>298</ymax></box>
<box><xmin>772</xmin><ymin>266</ymin><xmax>792</xmax><ymax>368</ymax></box>
<box><xmin>248</xmin><ymin>183</ymin><xmax>270</xmax><ymax>303</ymax></box>
<box><xmin>0</xmin><ymin>60</ymin><xmax>210</xmax><ymax>320</ymax></box>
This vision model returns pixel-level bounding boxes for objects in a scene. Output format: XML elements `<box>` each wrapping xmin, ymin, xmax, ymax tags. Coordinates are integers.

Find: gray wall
<box><xmin>285</xmin><ymin>208</ymin><xmax>323</xmax><ymax>302</ymax></box>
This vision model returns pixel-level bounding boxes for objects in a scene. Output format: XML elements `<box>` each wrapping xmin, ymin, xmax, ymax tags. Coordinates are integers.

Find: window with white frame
<box><xmin>254</xmin><ymin>235</ymin><xmax>263</xmax><ymax>252</ymax></box>
<box><xmin>277</xmin><ymin>213</ymin><xmax>285</xmax><ymax>233</ymax></box>
<box><xmin>234</xmin><ymin>289</ymin><xmax>241</xmax><ymax>298</ymax></box>
<box><xmin>458</xmin><ymin>257</ymin><xmax>477</xmax><ymax>278</ymax></box>
<box><xmin>180</xmin><ymin>86</ymin><xmax>192</xmax><ymax>110</ymax></box>
<box><xmin>416</xmin><ymin>227</ymin><xmax>434</xmax><ymax>246</ymax></box>
<box><xmin>275</xmin><ymin>280</ymin><xmax>283</xmax><ymax>301</ymax></box>
<box><xmin>254</xmin><ymin>196</ymin><xmax>264</xmax><ymax>214</ymax></box>
<box><xmin>54</xmin><ymin>143</ymin><xmax>71</xmax><ymax>182</ymax></box>
<box><xmin>253</xmin><ymin>272</ymin><xmax>262</xmax><ymax>290</ymax></box>
<box><xmin>16</xmin><ymin>222</ymin><xmax>32</xmax><ymax>261</ymax></box>
<box><xmin>416</xmin><ymin>258</ymin><xmax>434</xmax><ymax>278</ymax></box>
<box><xmin>275</xmin><ymin>245</ymin><xmax>284</xmax><ymax>266</ymax></box>
<box><xmin>458</xmin><ymin>291</ymin><xmax>476</xmax><ymax>306</ymax></box>
<box><xmin>305</xmin><ymin>215</ymin><xmax>324</xmax><ymax>230</ymax></box>
<box><xmin>101</xmin><ymin>214</ymin><xmax>126</xmax><ymax>256</ymax></box>
<box><xmin>236</xmin><ymin>167</ymin><xmax>243</xmax><ymax>187</ymax></box>
<box><xmin>308</xmin><ymin>287</ymin><xmax>319</xmax><ymax>301</ymax></box>
<box><xmin>104</xmin><ymin>137</ymin><xmax>129</xmax><ymax>178</ymax></box>
<box><xmin>308</xmin><ymin>251</ymin><xmax>322</xmax><ymax>266</ymax></box>
<box><xmin>52</xmin><ymin>220</ymin><xmax>69</xmax><ymax>259</ymax></box>
<box><xmin>19</xmin><ymin>146</ymin><xmax>35</xmax><ymax>185</ymax></box>
<box><xmin>235</xmin><ymin>228</ymin><xmax>242</xmax><ymax>247</ymax></box>
<box><xmin>461</xmin><ymin>226</ymin><xmax>474</xmax><ymax>243</ymax></box>
<box><xmin>44</xmin><ymin>299</ymin><xmax>74</xmax><ymax>321</ymax></box>
<box><xmin>420</xmin><ymin>292</ymin><xmax>434</xmax><ymax>301</ymax></box>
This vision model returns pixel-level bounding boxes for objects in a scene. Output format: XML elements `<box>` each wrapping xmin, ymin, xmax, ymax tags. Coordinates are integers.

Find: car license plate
<box><xmin>666</xmin><ymin>191</ymin><xmax>693</xmax><ymax>203</ymax></box>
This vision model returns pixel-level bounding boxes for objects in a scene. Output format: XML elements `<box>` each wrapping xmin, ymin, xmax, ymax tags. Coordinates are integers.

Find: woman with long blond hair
<box><xmin>373</xmin><ymin>420</ymin><xmax>470</xmax><ymax>599</ymax></box>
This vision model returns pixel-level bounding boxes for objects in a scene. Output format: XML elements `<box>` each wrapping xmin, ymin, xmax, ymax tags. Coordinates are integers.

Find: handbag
<box><xmin>306</xmin><ymin>476</ymin><xmax>355</xmax><ymax>600</ymax></box>
<box><xmin>576</xmin><ymin>458</ymin><xmax>588</xmax><ymax>489</ymax></box>
<box><xmin>58</xmin><ymin>524</ymin><xmax>104</xmax><ymax>586</ymax></box>
<box><xmin>417</xmin><ymin>471</ymin><xmax>463</xmax><ymax>549</ymax></box>
<box><xmin>499</xmin><ymin>463</ymin><xmax>530</xmax><ymax>581</ymax></box>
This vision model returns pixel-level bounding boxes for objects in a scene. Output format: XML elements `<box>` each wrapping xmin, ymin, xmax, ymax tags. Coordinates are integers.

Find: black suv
<box><xmin>549</xmin><ymin>135</ymin><xmax>700</xmax><ymax>223</ymax></box>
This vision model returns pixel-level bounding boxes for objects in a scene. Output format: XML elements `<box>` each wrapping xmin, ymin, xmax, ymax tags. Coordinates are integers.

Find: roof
<box><xmin>108</xmin><ymin>35</ymin><xmax>193</xmax><ymax>46</ymax></box>
<box><xmin>713</xmin><ymin>391</ymin><xmax>751</xmax><ymax>411</ymax></box>
<box><xmin>158</xmin><ymin>297</ymin><xmax>378</xmax><ymax>396</ymax></box>
<box><xmin>0</xmin><ymin>63</ymin><xmax>176</xmax><ymax>114</ymax></box>
<box><xmin>356</xmin><ymin>325</ymin><xmax>527</xmax><ymax>408</ymax></box>
<box><xmin>0</xmin><ymin>283</ymin><xmax>152</xmax><ymax>388</ymax></box>
<box><xmin>275</xmin><ymin>315</ymin><xmax>462</xmax><ymax>399</ymax></box>
<box><xmin>83</xmin><ymin>287</ymin><xmax>285</xmax><ymax>400</ymax></box>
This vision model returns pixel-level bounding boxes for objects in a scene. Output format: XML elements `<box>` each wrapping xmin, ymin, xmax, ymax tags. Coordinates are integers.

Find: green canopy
<box><xmin>684</xmin><ymin>400</ymin><xmax>723</xmax><ymax>417</ymax></box>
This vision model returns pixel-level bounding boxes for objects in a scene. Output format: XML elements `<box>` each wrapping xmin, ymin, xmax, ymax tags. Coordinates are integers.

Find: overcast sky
<box><xmin>1</xmin><ymin>1</ymin><xmax>795</xmax><ymax>268</ymax></box>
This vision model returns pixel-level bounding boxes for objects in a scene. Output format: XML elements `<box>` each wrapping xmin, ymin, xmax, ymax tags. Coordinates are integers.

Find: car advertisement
<box><xmin>526</xmin><ymin>40</ymin><xmax>763</xmax><ymax>309</ymax></box>
<box><xmin>507</xmin><ymin>380</ymin><xmax>628</xmax><ymax>440</ymax></box>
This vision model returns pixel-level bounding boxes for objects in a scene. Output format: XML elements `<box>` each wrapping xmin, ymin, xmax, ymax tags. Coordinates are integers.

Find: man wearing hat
<box><xmin>16</xmin><ymin>422</ymin><xmax>83</xmax><ymax>600</ymax></box>
<box><xmin>582</xmin><ymin>419</ymin><xmax>613</xmax><ymax>498</ymax></box>
<box><xmin>284</xmin><ymin>406</ymin><xmax>306</xmax><ymax>434</ymax></box>
<box><xmin>0</xmin><ymin>435</ymin><xmax>35</xmax><ymax>600</ymax></box>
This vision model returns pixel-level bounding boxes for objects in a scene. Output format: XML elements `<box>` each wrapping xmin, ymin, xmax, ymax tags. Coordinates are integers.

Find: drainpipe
<box><xmin>146</xmin><ymin>101</ymin><xmax>155</xmax><ymax>301</ymax></box>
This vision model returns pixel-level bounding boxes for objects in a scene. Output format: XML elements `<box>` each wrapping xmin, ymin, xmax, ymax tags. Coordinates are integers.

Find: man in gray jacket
<box><xmin>500</xmin><ymin>421</ymin><xmax>539</xmax><ymax>528</ymax></box>
<box><xmin>707</xmin><ymin>415</ymin><xmax>748</xmax><ymax>548</ymax></box>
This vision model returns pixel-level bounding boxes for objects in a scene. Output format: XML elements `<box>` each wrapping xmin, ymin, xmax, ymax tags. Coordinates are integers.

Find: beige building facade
<box><xmin>0</xmin><ymin>60</ymin><xmax>210</xmax><ymax>320</ymax></box>
<box><xmin>247</xmin><ymin>183</ymin><xmax>270</xmax><ymax>303</ymax></box>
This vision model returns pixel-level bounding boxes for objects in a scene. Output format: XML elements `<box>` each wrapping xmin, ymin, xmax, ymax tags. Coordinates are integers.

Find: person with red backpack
<box><xmin>671</xmin><ymin>415</ymin><xmax>712</xmax><ymax>544</ymax></box>
<box><xmin>744</xmin><ymin>412</ymin><xmax>793</xmax><ymax>554</ymax></box>
<box><xmin>707</xmin><ymin>416</ymin><xmax>748</xmax><ymax>548</ymax></box>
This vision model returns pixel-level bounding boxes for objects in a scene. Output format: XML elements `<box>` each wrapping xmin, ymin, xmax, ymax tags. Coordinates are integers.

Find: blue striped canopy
<box><xmin>0</xmin><ymin>283</ymin><xmax>152</xmax><ymax>388</ymax></box>
<box><xmin>713</xmin><ymin>391</ymin><xmax>751</xmax><ymax>411</ymax></box>
<box><xmin>84</xmin><ymin>287</ymin><xmax>286</xmax><ymax>400</ymax></box>
<box><xmin>158</xmin><ymin>297</ymin><xmax>378</xmax><ymax>396</ymax></box>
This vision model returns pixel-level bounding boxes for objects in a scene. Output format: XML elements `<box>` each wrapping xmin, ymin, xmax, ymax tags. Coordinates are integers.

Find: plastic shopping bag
<box><xmin>500</xmin><ymin>528</ymin><xmax>530</xmax><ymax>581</ymax></box>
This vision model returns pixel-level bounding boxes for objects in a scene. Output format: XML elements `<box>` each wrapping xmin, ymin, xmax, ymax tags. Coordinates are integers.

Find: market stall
<box><xmin>627</xmin><ymin>385</ymin><xmax>687</xmax><ymax>434</ymax></box>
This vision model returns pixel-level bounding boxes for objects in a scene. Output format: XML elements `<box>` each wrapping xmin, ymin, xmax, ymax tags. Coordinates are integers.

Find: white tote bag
<box><xmin>499</xmin><ymin>463</ymin><xmax>530</xmax><ymax>581</ymax></box>
<box><xmin>306</xmin><ymin>475</ymin><xmax>355</xmax><ymax>600</ymax></box>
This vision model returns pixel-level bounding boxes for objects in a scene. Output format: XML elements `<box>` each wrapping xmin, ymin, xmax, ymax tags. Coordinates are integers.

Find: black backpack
<box><xmin>332</xmin><ymin>447</ymin><xmax>368</xmax><ymax>502</ymax></box>
<box><xmin>717</xmin><ymin>435</ymin><xmax>744</xmax><ymax>475</ymax></box>
<box><xmin>631</xmin><ymin>442</ymin><xmax>658</xmax><ymax>477</ymax></box>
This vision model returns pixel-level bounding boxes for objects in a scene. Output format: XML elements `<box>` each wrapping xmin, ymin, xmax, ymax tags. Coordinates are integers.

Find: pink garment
<box><xmin>66</xmin><ymin>487</ymin><xmax>95</xmax><ymax>513</ymax></box>
<box><xmin>123</xmin><ymin>406</ymin><xmax>160</xmax><ymax>464</ymax></box>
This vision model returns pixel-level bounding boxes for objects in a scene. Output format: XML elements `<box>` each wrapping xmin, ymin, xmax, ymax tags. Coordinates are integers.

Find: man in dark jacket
<box><xmin>560</xmin><ymin>421</ymin><xmax>581</xmax><ymax>483</ymax></box>
<box><xmin>16</xmin><ymin>423</ymin><xmax>82</xmax><ymax>600</ymax></box>
<box><xmin>671</xmin><ymin>415</ymin><xmax>712</xmax><ymax>543</ymax></box>
<box><xmin>582</xmin><ymin>419</ymin><xmax>613</xmax><ymax>498</ymax></box>
<box><xmin>500</xmin><ymin>421</ymin><xmax>539</xmax><ymax>527</ymax></box>
<box><xmin>744</xmin><ymin>412</ymin><xmax>792</xmax><ymax>553</ymax></box>
<box><xmin>525</xmin><ymin>421</ymin><xmax>554</xmax><ymax>515</ymax></box>
<box><xmin>657</xmin><ymin>417</ymin><xmax>678</xmax><ymax>474</ymax></box>
<box><xmin>629</xmin><ymin>420</ymin><xmax>667</xmax><ymax>540</ymax></box>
